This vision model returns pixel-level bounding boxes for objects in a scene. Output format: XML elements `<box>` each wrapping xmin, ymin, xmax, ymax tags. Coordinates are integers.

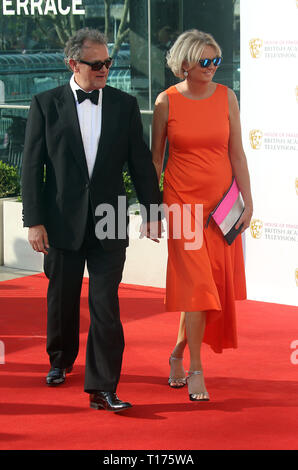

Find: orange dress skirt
<box><xmin>163</xmin><ymin>84</ymin><xmax>247</xmax><ymax>353</ymax></box>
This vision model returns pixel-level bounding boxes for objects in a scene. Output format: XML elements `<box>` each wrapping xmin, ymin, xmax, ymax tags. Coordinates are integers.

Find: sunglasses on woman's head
<box><xmin>198</xmin><ymin>57</ymin><xmax>222</xmax><ymax>68</ymax></box>
<box><xmin>78</xmin><ymin>57</ymin><xmax>113</xmax><ymax>71</ymax></box>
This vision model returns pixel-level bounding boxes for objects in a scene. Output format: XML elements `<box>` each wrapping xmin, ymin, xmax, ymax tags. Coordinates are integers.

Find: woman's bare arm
<box><xmin>228</xmin><ymin>88</ymin><xmax>253</xmax><ymax>232</ymax></box>
<box><xmin>152</xmin><ymin>91</ymin><xmax>169</xmax><ymax>183</ymax></box>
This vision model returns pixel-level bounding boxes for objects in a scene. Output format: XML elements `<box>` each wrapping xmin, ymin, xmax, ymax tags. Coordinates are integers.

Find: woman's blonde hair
<box><xmin>166</xmin><ymin>29</ymin><xmax>222</xmax><ymax>78</ymax></box>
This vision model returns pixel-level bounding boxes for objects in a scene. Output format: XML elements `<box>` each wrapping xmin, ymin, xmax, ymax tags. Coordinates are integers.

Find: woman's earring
<box><xmin>183</xmin><ymin>70</ymin><xmax>188</xmax><ymax>78</ymax></box>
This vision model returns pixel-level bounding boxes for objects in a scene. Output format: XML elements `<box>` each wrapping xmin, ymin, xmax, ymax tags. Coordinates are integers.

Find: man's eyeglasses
<box><xmin>198</xmin><ymin>57</ymin><xmax>222</xmax><ymax>68</ymax></box>
<box><xmin>78</xmin><ymin>57</ymin><xmax>113</xmax><ymax>71</ymax></box>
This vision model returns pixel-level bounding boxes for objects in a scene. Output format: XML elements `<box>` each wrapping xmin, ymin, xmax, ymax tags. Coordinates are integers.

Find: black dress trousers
<box><xmin>44</xmin><ymin>204</ymin><xmax>126</xmax><ymax>393</ymax></box>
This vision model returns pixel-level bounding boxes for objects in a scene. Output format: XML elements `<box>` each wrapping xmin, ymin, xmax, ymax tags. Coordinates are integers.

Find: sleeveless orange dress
<box><xmin>163</xmin><ymin>84</ymin><xmax>247</xmax><ymax>353</ymax></box>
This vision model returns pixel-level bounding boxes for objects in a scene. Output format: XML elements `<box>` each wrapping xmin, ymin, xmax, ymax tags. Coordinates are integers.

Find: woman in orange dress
<box><xmin>152</xmin><ymin>30</ymin><xmax>253</xmax><ymax>401</ymax></box>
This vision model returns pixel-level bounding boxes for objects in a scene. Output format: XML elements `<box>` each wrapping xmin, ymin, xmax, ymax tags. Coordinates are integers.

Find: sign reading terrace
<box><xmin>1</xmin><ymin>0</ymin><xmax>85</xmax><ymax>15</ymax></box>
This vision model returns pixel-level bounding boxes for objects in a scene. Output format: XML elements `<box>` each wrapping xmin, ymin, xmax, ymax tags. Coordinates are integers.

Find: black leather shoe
<box><xmin>90</xmin><ymin>392</ymin><xmax>132</xmax><ymax>412</ymax></box>
<box><xmin>46</xmin><ymin>365</ymin><xmax>73</xmax><ymax>386</ymax></box>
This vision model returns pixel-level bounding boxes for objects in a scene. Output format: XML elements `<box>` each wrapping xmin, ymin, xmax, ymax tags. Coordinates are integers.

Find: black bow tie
<box><xmin>76</xmin><ymin>89</ymin><xmax>99</xmax><ymax>105</ymax></box>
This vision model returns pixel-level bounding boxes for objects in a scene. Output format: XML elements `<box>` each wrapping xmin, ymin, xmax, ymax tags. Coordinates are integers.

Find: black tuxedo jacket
<box><xmin>21</xmin><ymin>84</ymin><xmax>161</xmax><ymax>251</ymax></box>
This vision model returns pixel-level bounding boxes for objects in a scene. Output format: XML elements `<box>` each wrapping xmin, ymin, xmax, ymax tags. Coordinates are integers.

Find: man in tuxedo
<box><xmin>21</xmin><ymin>28</ymin><xmax>161</xmax><ymax>412</ymax></box>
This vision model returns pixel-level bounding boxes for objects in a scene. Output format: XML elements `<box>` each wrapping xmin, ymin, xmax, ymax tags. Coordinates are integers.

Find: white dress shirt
<box><xmin>70</xmin><ymin>75</ymin><xmax>102</xmax><ymax>178</ymax></box>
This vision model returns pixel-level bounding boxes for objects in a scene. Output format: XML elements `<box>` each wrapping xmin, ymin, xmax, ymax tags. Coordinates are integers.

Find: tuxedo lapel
<box><xmin>91</xmin><ymin>86</ymin><xmax>121</xmax><ymax>182</ymax></box>
<box><xmin>55</xmin><ymin>84</ymin><xmax>89</xmax><ymax>180</ymax></box>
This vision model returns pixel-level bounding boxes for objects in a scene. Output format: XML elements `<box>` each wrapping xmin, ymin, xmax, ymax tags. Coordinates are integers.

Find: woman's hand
<box><xmin>235</xmin><ymin>205</ymin><xmax>253</xmax><ymax>233</ymax></box>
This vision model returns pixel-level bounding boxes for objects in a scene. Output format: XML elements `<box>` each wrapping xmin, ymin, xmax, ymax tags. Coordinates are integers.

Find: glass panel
<box><xmin>0</xmin><ymin>0</ymin><xmax>240</xmax><ymax>180</ymax></box>
<box><xmin>0</xmin><ymin>0</ymin><xmax>241</xmax><ymax>108</ymax></box>
<box><xmin>0</xmin><ymin>1</ymin><xmax>136</xmax><ymax>104</ymax></box>
<box><xmin>0</xmin><ymin>108</ymin><xmax>28</xmax><ymax>176</ymax></box>
<box><xmin>149</xmin><ymin>0</ymin><xmax>241</xmax><ymax>168</ymax></box>
<box><xmin>150</xmin><ymin>0</ymin><xmax>241</xmax><ymax>104</ymax></box>
<box><xmin>150</xmin><ymin>0</ymin><xmax>182</xmax><ymax>108</ymax></box>
<box><xmin>130</xmin><ymin>0</ymin><xmax>149</xmax><ymax>109</ymax></box>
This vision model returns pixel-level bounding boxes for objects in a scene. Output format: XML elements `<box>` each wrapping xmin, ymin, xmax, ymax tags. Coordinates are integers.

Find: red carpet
<box><xmin>0</xmin><ymin>273</ymin><xmax>298</xmax><ymax>450</ymax></box>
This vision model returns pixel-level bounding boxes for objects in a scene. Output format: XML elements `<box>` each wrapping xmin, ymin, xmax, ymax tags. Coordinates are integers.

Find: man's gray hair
<box><xmin>64</xmin><ymin>28</ymin><xmax>108</xmax><ymax>62</ymax></box>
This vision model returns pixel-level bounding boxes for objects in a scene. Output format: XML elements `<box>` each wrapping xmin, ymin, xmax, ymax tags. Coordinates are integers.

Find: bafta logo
<box><xmin>249</xmin><ymin>130</ymin><xmax>263</xmax><ymax>150</ymax></box>
<box><xmin>250</xmin><ymin>219</ymin><xmax>263</xmax><ymax>239</ymax></box>
<box><xmin>295</xmin><ymin>178</ymin><xmax>298</xmax><ymax>196</ymax></box>
<box><xmin>249</xmin><ymin>38</ymin><xmax>263</xmax><ymax>58</ymax></box>
<box><xmin>296</xmin><ymin>268</ymin><xmax>298</xmax><ymax>287</ymax></box>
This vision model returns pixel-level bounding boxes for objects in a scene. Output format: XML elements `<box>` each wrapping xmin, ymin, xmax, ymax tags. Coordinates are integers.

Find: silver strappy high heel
<box><xmin>168</xmin><ymin>356</ymin><xmax>187</xmax><ymax>388</ymax></box>
<box><xmin>187</xmin><ymin>370</ymin><xmax>210</xmax><ymax>401</ymax></box>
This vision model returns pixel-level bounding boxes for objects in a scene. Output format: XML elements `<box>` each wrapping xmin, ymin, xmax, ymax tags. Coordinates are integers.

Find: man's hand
<box><xmin>28</xmin><ymin>225</ymin><xmax>49</xmax><ymax>254</ymax></box>
<box><xmin>140</xmin><ymin>220</ymin><xmax>164</xmax><ymax>243</ymax></box>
